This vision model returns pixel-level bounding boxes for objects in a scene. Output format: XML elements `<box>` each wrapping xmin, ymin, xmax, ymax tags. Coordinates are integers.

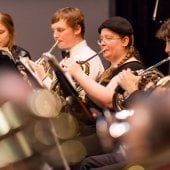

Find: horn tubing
<box><xmin>48</xmin><ymin>40</ymin><xmax>59</xmax><ymax>54</ymax></box>
<box><xmin>77</xmin><ymin>49</ymin><xmax>105</xmax><ymax>65</ymax></box>
<box><xmin>138</xmin><ymin>56</ymin><xmax>170</xmax><ymax>75</ymax></box>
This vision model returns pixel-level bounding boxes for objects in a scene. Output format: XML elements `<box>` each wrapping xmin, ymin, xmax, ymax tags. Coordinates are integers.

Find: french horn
<box><xmin>24</xmin><ymin>41</ymin><xmax>64</xmax><ymax>118</ymax></box>
<box><xmin>39</xmin><ymin>42</ymin><xmax>105</xmax><ymax>122</ymax></box>
<box><xmin>113</xmin><ymin>56</ymin><xmax>170</xmax><ymax>112</ymax></box>
<box><xmin>43</xmin><ymin>48</ymin><xmax>95</xmax><ymax>123</ymax></box>
<box><xmin>156</xmin><ymin>75</ymin><xmax>170</xmax><ymax>88</ymax></box>
<box><xmin>28</xmin><ymin>42</ymin><xmax>104</xmax><ymax>122</ymax></box>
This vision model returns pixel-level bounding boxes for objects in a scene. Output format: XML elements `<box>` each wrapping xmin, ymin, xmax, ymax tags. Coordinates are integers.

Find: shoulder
<box><xmin>71</xmin><ymin>46</ymin><xmax>96</xmax><ymax>61</ymax></box>
<box><xmin>0</xmin><ymin>51</ymin><xmax>17</xmax><ymax>70</ymax></box>
<box><xmin>12</xmin><ymin>45</ymin><xmax>31</xmax><ymax>59</ymax></box>
<box><xmin>110</xmin><ymin>61</ymin><xmax>145</xmax><ymax>78</ymax></box>
<box><xmin>119</xmin><ymin>61</ymin><xmax>145</xmax><ymax>71</ymax></box>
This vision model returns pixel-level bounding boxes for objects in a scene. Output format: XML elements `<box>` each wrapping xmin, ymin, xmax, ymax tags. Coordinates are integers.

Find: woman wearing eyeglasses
<box><xmin>62</xmin><ymin>16</ymin><xmax>145</xmax><ymax>111</ymax></box>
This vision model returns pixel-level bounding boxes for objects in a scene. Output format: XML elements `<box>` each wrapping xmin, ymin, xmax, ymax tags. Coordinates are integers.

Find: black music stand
<box><xmin>44</xmin><ymin>54</ymin><xmax>95</xmax><ymax>124</ymax></box>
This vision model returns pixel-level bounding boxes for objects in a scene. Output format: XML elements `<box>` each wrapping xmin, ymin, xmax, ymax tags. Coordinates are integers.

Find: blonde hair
<box><xmin>0</xmin><ymin>12</ymin><xmax>15</xmax><ymax>50</ymax></box>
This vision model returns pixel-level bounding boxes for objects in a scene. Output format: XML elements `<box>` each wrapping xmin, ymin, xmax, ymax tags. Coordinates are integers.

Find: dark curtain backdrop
<box><xmin>109</xmin><ymin>0</ymin><xmax>170</xmax><ymax>75</ymax></box>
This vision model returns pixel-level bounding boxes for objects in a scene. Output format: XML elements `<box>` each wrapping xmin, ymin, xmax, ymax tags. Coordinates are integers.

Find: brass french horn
<box><xmin>41</xmin><ymin>42</ymin><xmax>105</xmax><ymax>122</ymax></box>
<box><xmin>113</xmin><ymin>57</ymin><xmax>170</xmax><ymax>112</ymax></box>
<box><xmin>26</xmin><ymin>42</ymin><xmax>104</xmax><ymax>122</ymax></box>
<box><xmin>156</xmin><ymin>75</ymin><xmax>170</xmax><ymax>88</ymax></box>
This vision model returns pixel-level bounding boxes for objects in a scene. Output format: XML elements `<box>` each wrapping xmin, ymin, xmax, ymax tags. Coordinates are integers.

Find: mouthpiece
<box><xmin>42</xmin><ymin>41</ymin><xmax>60</xmax><ymax>65</ymax></box>
<box><xmin>48</xmin><ymin>40</ymin><xmax>58</xmax><ymax>53</ymax></box>
<box><xmin>42</xmin><ymin>41</ymin><xmax>58</xmax><ymax>58</ymax></box>
<box><xmin>77</xmin><ymin>49</ymin><xmax>105</xmax><ymax>65</ymax></box>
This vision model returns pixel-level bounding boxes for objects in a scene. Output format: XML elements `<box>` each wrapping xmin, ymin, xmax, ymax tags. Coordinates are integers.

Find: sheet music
<box><xmin>19</xmin><ymin>57</ymin><xmax>43</xmax><ymax>87</ymax></box>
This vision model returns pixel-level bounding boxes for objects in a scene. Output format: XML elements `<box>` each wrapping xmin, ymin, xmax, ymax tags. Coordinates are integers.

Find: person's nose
<box><xmin>165</xmin><ymin>42</ymin><xmax>170</xmax><ymax>56</ymax></box>
<box><xmin>53</xmin><ymin>30</ymin><xmax>59</xmax><ymax>39</ymax></box>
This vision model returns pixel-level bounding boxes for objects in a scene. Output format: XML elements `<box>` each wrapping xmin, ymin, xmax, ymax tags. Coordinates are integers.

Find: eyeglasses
<box><xmin>97</xmin><ymin>35</ymin><xmax>120</xmax><ymax>45</ymax></box>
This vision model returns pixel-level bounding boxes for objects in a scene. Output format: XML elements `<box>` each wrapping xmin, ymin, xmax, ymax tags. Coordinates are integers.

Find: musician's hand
<box><xmin>61</xmin><ymin>58</ymin><xmax>82</xmax><ymax>75</ymax></box>
<box><xmin>118</xmin><ymin>68</ymin><xmax>141</xmax><ymax>95</ymax></box>
<box><xmin>28</xmin><ymin>60</ymin><xmax>47</xmax><ymax>81</ymax></box>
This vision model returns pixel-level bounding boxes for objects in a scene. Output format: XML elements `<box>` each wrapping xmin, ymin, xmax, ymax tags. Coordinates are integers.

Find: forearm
<box><xmin>73</xmin><ymin>71</ymin><xmax>113</xmax><ymax>108</ymax></box>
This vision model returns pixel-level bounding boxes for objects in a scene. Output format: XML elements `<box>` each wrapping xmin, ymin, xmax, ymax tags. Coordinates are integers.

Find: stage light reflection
<box><xmin>115</xmin><ymin>109</ymin><xmax>134</xmax><ymax>120</ymax></box>
<box><xmin>109</xmin><ymin>122</ymin><xmax>130</xmax><ymax>138</ymax></box>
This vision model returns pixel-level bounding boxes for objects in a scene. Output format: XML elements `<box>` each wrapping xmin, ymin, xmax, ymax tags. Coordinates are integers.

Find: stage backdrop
<box><xmin>1</xmin><ymin>0</ymin><xmax>113</xmax><ymax>65</ymax></box>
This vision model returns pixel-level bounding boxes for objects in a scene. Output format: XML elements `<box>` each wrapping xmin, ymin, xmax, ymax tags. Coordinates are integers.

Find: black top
<box><xmin>101</xmin><ymin>61</ymin><xmax>145</xmax><ymax>86</ymax></box>
<box><xmin>86</xmin><ymin>61</ymin><xmax>145</xmax><ymax>113</ymax></box>
<box><xmin>111</xmin><ymin>61</ymin><xmax>144</xmax><ymax>77</ymax></box>
<box><xmin>0</xmin><ymin>45</ymin><xmax>41</xmax><ymax>88</ymax></box>
<box><xmin>0</xmin><ymin>45</ymin><xmax>31</xmax><ymax>72</ymax></box>
<box><xmin>0</xmin><ymin>51</ymin><xmax>18</xmax><ymax>72</ymax></box>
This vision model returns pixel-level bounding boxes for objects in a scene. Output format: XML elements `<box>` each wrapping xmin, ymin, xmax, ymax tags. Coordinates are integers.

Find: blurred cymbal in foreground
<box><xmin>28</xmin><ymin>89</ymin><xmax>62</xmax><ymax>118</ymax></box>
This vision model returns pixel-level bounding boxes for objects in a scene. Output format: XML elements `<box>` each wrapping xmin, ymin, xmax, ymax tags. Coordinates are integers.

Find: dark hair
<box><xmin>156</xmin><ymin>19</ymin><xmax>170</xmax><ymax>40</ymax></box>
<box><xmin>51</xmin><ymin>7</ymin><xmax>85</xmax><ymax>38</ymax></box>
<box><xmin>0</xmin><ymin>12</ymin><xmax>15</xmax><ymax>50</ymax></box>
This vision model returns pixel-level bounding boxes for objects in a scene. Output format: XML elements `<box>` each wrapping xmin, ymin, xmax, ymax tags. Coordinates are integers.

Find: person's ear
<box><xmin>74</xmin><ymin>25</ymin><xmax>81</xmax><ymax>35</ymax></box>
<box><xmin>121</xmin><ymin>36</ymin><xmax>129</xmax><ymax>47</ymax></box>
